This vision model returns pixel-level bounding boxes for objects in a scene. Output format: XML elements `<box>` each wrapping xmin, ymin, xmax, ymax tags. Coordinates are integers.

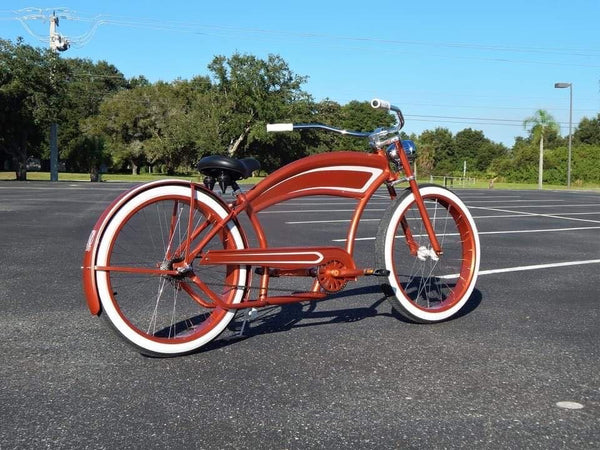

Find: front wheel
<box><xmin>93</xmin><ymin>183</ymin><xmax>249</xmax><ymax>356</ymax></box>
<box><xmin>376</xmin><ymin>184</ymin><xmax>480</xmax><ymax>323</ymax></box>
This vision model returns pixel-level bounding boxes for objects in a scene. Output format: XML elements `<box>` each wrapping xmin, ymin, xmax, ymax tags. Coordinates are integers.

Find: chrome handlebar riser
<box><xmin>370</xmin><ymin>98</ymin><xmax>405</xmax><ymax>131</ymax></box>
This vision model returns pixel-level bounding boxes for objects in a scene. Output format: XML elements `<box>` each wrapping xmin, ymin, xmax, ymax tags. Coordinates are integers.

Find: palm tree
<box><xmin>523</xmin><ymin>110</ymin><xmax>560</xmax><ymax>189</ymax></box>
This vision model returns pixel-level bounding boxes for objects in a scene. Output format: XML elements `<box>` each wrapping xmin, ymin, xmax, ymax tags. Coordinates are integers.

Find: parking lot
<box><xmin>1</xmin><ymin>181</ymin><xmax>599</xmax><ymax>448</ymax></box>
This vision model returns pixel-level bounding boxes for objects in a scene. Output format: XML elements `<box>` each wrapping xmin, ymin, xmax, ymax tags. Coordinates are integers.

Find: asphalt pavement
<box><xmin>0</xmin><ymin>180</ymin><xmax>598</xmax><ymax>449</ymax></box>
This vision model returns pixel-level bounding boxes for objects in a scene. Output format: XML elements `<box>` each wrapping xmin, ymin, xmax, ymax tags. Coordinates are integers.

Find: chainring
<box><xmin>317</xmin><ymin>260</ymin><xmax>348</xmax><ymax>293</ymax></box>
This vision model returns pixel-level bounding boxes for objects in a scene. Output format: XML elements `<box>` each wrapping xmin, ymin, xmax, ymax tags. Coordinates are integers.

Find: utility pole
<box><xmin>48</xmin><ymin>11</ymin><xmax>69</xmax><ymax>182</ymax></box>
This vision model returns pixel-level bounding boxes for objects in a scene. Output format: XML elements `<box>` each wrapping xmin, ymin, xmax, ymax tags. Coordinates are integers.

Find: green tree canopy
<box><xmin>2</xmin><ymin>39</ymin><xmax>598</xmax><ymax>185</ymax></box>
<box><xmin>207</xmin><ymin>53</ymin><xmax>311</xmax><ymax>156</ymax></box>
<box><xmin>0</xmin><ymin>38</ymin><xmax>69</xmax><ymax>179</ymax></box>
<box><xmin>454</xmin><ymin>128</ymin><xmax>508</xmax><ymax>173</ymax></box>
<box><xmin>574</xmin><ymin>114</ymin><xmax>600</xmax><ymax>145</ymax></box>
<box><xmin>418</xmin><ymin>127</ymin><xmax>455</xmax><ymax>174</ymax></box>
<box><xmin>59</xmin><ymin>58</ymin><xmax>128</xmax><ymax>172</ymax></box>
<box><xmin>84</xmin><ymin>85</ymin><xmax>154</xmax><ymax>174</ymax></box>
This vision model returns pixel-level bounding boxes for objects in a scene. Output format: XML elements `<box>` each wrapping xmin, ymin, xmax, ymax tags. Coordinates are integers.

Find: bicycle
<box><xmin>82</xmin><ymin>99</ymin><xmax>480</xmax><ymax>357</ymax></box>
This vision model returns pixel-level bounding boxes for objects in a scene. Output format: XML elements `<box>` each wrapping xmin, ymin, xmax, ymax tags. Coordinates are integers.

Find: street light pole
<box><xmin>554</xmin><ymin>82</ymin><xmax>573</xmax><ymax>188</ymax></box>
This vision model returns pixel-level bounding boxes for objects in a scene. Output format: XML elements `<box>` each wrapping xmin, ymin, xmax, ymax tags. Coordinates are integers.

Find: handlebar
<box><xmin>267</xmin><ymin>122</ymin><xmax>371</xmax><ymax>138</ymax></box>
<box><xmin>370</xmin><ymin>98</ymin><xmax>391</xmax><ymax>110</ymax></box>
<box><xmin>266</xmin><ymin>123</ymin><xmax>294</xmax><ymax>132</ymax></box>
<box><xmin>267</xmin><ymin>98</ymin><xmax>405</xmax><ymax>141</ymax></box>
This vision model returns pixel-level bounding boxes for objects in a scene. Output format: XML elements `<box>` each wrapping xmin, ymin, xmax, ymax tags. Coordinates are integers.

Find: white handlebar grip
<box><xmin>267</xmin><ymin>123</ymin><xmax>294</xmax><ymax>132</ymax></box>
<box><xmin>371</xmin><ymin>98</ymin><xmax>391</xmax><ymax>110</ymax></box>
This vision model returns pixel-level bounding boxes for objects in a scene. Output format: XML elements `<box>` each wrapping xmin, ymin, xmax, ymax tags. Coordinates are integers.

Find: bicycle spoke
<box><xmin>148</xmin><ymin>276</ymin><xmax>168</xmax><ymax>335</ymax></box>
<box><xmin>379</xmin><ymin>186</ymin><xmax>479</xmax><ymax>321</ymax></box>
<box><xmin>93</xmin><ymin>184</ymin><xmax>247</xmax><ymax>356</ymax></box>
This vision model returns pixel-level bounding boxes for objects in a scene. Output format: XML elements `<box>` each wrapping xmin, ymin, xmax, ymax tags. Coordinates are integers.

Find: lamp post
<box><xmin>554</xmin><ymin>82</ymin><xmax>573</xmax><ymax>188</ymax></box>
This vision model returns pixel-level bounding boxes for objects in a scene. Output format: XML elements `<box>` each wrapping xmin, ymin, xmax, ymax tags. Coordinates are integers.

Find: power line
<box><xmin>406</xmin><ymin>117</ymin><xmax>564</xmax><ymax>128</ymax></box>
<box><xmin>4</xmin><ymin>9</ymin><xmax>600</xmax><ymax>67</ymax></box>
<box><xmin>48</xmin><ymin>11</ymin><xmax>600</xmax><ymax>56</ymax></box>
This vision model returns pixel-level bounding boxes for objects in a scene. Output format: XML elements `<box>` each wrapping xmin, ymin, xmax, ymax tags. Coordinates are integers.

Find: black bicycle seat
<box><xmin>197</xmin><ymin>155</ymin><xmax>260</xmax><ymax>179</ymax></box>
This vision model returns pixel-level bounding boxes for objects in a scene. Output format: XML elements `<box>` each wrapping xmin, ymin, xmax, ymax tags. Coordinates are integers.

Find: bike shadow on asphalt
<box><xmin>200</xmin><ymin>286</ymin><xmax>483</xmax><ymax>353</ymax></box>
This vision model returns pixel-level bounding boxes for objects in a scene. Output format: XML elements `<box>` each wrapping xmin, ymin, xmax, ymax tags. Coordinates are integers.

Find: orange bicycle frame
<box><xmin>189</xmin><ymin>146</ymin><xmax>442</xmax><ymax>309</ymax></box>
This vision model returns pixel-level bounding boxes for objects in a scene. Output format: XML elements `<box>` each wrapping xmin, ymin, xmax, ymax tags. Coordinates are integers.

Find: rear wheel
<box><xmin>93</xmin><ymin>184</ymin><xmax>248</xmax><ymax>356</ymax></box>
<box><xmin>376</xmin><ymin>185</ymin><xmax>480</xmax><ymax>322</ymax></box>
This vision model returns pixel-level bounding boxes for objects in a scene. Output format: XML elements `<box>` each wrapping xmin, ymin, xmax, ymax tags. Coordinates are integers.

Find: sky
<box><xmin>1</xmin><ymin>0</ymin><xmax>599</xmax><ymax>147</ymax></box>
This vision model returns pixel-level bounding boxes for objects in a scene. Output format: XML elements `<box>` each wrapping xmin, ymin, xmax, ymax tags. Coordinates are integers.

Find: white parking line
<box><xmin>454</xmin><ymin>195</ymin><xmax>522</xmax><ymax>199</ymax></box>
<box><xmin>470</xmin><ymin>206</ymin><xmax>600</xmax><ymax>224</ymax></box>
<box><xmin>286</xmin><ymin>212</ymin><xmax>600</xmax><ymax>224</ymax></box>
<box><xmin>475</xmin><ymin>226</ymin><xmax>600</xmax><ymax>235</ymax></box>
<box><xmin>370</xmin><ymin>193</ymin><xmax>523</xmax><ymax>199</ymax></box>
<box><xmin>470</xmin><ymin>203</ymin><xmax>600</xmax><ymax>209</ymax></box>
<box><xmin>335</xmin><ymin>226</ymin><xmax>600</xmax><ymax>242</ymax></box>
<box><xmin>260</xmin><ymin>208</ymin><xmax>386</xmax><ymax>214</ymax></box>
<box><xmin>273</xmin><ymin>198</ymin><xmax>555</xmax><ymax>206</ymax></box>
<box><xmin>439</xmin><ymin>259</ymin><xmax>600</xmax><ymax>279</ymax></box>
<box><xmin>287</xmin><ymin>218</ymin><xmax>378</xmax><ymax>224</ymax></box>
<box><xmin>265</xmin><ymin>201</ymin><xmax>390</xmax><ymax>206</ymax></box>
<box><xmin>269</xmin><ymin>203</ymin><xmax>600</xmax><ymax>215</ymax></box>
<box><xmin>466</xmin><ymin>199</ymin><xmax>561</xmax><ymax>203</ymax></box>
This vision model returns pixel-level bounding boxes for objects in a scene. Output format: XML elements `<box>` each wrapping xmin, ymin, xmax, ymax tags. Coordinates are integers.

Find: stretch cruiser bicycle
<box><xmin>82</xmin><ymin>99</ymin><xmax>480</xmax><ymax>357</ymax></box>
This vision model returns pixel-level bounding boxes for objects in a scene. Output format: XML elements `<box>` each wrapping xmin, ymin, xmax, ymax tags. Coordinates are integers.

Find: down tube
<box><xmin>242</xmin><ymin>151</ymin><xmax>393</xmax><ymax>255</ymax></box>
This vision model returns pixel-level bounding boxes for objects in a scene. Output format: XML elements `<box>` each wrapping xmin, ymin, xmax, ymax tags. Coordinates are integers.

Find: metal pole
<box><xmin>50</xmin><ymin>123</ymin><xmax>58</xmax><ymax>181</ymax></box>
<box><xmin>554</xmin><ymin>82</ymin><xmax>573</xmax><ymax>188</ymax></box>
<box><xmin>567</xmin><ymin>84</ymin><xmax>573</xmax><ymax>188</ymax></box>
<box><xmin>49</xmin><ymin>12</ymin><xmax>58</xmax><ymax>182</ymax></box>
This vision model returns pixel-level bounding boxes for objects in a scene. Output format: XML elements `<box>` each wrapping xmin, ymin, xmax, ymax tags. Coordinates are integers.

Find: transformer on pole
<box><xmin>49</xmin><ymin>11</ymin><xmax>70</xmax><ymax>52</ymax></box>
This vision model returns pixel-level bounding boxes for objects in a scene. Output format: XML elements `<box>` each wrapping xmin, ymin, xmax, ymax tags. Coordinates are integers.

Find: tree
<box><xmin>59</xmin><ymin>58</ymin><xmax>128</xmax><ymax>172</ymax></box>
<box><xmin>87</xmin><ymin>78</ymin><xmax>220</xmax><ymax>174</ymax></box>
<box><xmin>453</xmin><ymin>129</ymin><xmax>508</xmax><ymax>174</ymax></box>
<box><xmin>523</xmin><ymin>109</ymin><xmax>560</xmax><ymax>189</ymax></box>
<box><xmin>337</xmin><ymin>100</ymin><xmax>395</xmax><ymax>151</ymax></box>
<box><xmin>454</xmin><ymin>128</ymin><xmax>485</xmax><ymax>168</ymax></box>
<box><xmin>418</xmin><ymin>128</ymin><xmax>455</xmax><ymax>174</ymax></box>
<box><xmin>85</xmin><ymin>86</ymin><xmax>155</xmax><ymax>174</ymax></box>
<box><xmin>574</xmin><ymin>114</ymin><xmax>600</xmax><ymax>145</ymax></box>
<box><xmin>476</xmin><ymin>141</ymin><xmax>508</xmax><ymax>173</ymax></box>
<box><xmin>73</xmin><ymin>135</ymin><xmax>109</xmax><ymax>181</ymax></box>
<box><xmin>0</xmin><ymin>38</ymin><xmax>68</xmax><ymax>180</ymax></box>
<box><xmin>141</xmin><ymin>80</ymin><xmax>206</xmax><ymax>174</ymax></box>
<box><xmin>207</xmin><ymin>53</ymin><xmax>311</xmax><ymax>157</ymax></box>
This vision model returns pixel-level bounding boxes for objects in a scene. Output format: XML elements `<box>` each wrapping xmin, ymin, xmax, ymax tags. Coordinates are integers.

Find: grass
<box><xmin>1</xmin><ymin>171</ymin><xmax>598</xmax><ymax>191</ymax></box>
<box><xmin>0</xmin><ymin>171</ymin><xmax>265</xmax><ymax>184</ymax></box>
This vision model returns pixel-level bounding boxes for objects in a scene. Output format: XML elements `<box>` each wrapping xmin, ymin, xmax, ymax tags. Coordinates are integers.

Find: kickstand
<box><xmin>237</xmin><ymin>307</ymin><xmax>258</xmax><ymax>337</ymax></box>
